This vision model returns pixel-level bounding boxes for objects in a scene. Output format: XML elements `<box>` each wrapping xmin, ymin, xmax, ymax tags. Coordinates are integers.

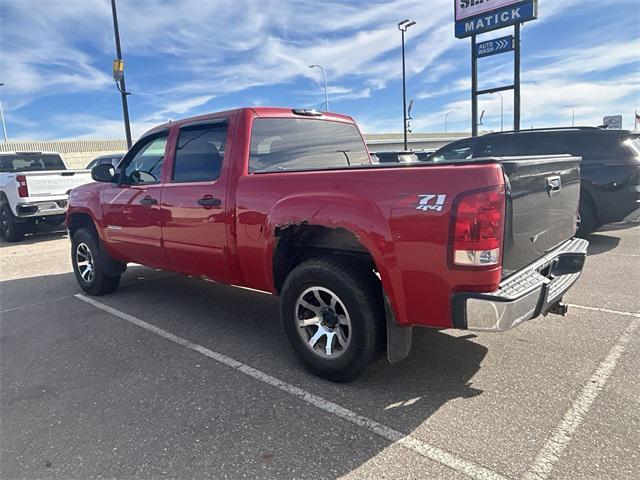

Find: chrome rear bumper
<box><xmin>452</xmin><ymin>237</ymin><xmax>589</xmax><ymax>332</ymax></box>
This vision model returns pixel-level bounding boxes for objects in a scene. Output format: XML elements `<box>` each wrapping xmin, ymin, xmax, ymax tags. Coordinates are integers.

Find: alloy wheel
<box><xmin>295</xmin><ymin>286</ymin><xmax>352</xmax><ymax>358</ymax></box>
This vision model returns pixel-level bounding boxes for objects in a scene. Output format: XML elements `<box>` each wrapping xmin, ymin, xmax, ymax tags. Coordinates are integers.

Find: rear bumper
<box><xmin>452</xmin><ymin>238</ymin><xmax>589</xmax><ymax>332</ymax></box>
<box><xmin>14</xmin><ymin>199</ymin><xmax>68</xmax><ymax>218</ymax></box>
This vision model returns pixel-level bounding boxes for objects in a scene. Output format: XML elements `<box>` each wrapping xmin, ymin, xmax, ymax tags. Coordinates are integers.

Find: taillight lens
<box><xmin>451</xmin><ymin>186</ymin><xmax>505</xmax><ymax>267</ymax></box>
<box><xmin>16</xmin><ymin>175</ymin><xmax>29</xmax><ymax>198</ymax></box>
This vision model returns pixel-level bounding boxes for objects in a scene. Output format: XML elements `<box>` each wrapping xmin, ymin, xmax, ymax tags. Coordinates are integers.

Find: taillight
<box><xmin>16</xmin><ymin>175</ymin><xmax>29</xmax><ymax>197</ymax></box>
<box><xmin>451</xmin><ymin>186</ymin><xmax>505</xmax><ymax>268</ymax></box>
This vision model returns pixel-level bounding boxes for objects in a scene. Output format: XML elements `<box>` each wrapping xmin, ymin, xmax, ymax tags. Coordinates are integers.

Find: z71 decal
<box><xmin>416</xmin><ymin>194</ymin><xmax>446</xmax><ymax>212</ymax></box>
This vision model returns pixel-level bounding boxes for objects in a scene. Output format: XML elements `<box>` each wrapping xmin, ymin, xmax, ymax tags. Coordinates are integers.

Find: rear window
<box><xmin>249</xmin><ymin>118</ymin><xmax>370</xmax><ymax>172</ymax></box>
<box><xmin>0</xmin><ymin>154</ymin><xmax>66</xmax><ymax>173</ymax></box>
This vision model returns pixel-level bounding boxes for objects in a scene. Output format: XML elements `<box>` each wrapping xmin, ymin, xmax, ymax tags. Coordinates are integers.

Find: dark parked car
<box><xmin>86</xmin><ymin>153</ymin><xmax>123</xmax><ymax>170</ymax></box>
<box><xmin>427</xmin><ymin>127</ymin><xmax>640</xmax><ymax>235</ymax></box>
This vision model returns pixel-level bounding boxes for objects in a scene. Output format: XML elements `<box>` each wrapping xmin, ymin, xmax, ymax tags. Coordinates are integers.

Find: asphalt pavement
<box><xmin>1</xmin><ymin>223</ymin><xmax>638</xmax><ymax>479</ymax></box>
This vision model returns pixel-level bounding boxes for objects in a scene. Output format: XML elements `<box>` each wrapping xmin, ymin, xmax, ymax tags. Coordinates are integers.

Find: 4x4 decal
<box><xmin>416</xmin><ymin>194</ymin><xmax>447</xmax><ymax>212</ymax></box>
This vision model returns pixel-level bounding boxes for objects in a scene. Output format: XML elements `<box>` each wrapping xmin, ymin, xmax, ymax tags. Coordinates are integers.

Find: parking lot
<box><xmin>1</xmin><ymin>223</ymin><xmax>638</xmax><ymax>480</ymax></box>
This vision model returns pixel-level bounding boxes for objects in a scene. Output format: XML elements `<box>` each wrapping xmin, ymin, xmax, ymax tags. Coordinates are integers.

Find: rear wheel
<box><xmin>280</xmin><ymin>257</ymin><xmax>385</xmax><ymax>382</ymax></box>
<box><xmin>0</xmin><ymin>203</ymin><xmax>24</xmax><ymax>242</ymax></box>
<box><xmin>71</xmin><ymin>228</ymin><xmax>120</xmax><ymax>295</ymax></box>
<box><xmin>577</xmin><ymin>199</ymin><xmax>596</xmax><ymax>237</ymax></box>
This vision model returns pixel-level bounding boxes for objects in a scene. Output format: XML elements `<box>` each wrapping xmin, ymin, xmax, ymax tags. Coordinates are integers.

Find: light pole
<box><xmin>565</xmin><ymin>105</ymin><xmax>575</xmax><ymax>127</ymax></box>
<box><xmin>492</xmin><ymin>91</ymin><xmax>504</xmax><ymax>132</ymax></box>
<box><xmin>308</xmin><ymin>65</ymin><xmax>329</xmax><ymax>112</ymax></box>
<box><xmin>0</xmin><ymin>83</ymin><xmax>7</xmax><ymax>142</ymax></box>
<box><xmin>398</xmin><ymin>19</ymin><xmax>416</xmax><ymax>151</ymax></box>
<box><xmin>444</xmin><ymin>111</ymin><xmax>453</xmax><ymax>133</ymax></box>
<box><xmin>110</xmin><ymin>0</ymin><xmax>132</xmax><ymax>148</ymax></box>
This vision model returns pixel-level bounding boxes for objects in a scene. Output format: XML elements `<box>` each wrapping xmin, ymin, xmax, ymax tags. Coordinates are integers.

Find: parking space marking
<box><xmin>569</xmin><ymin>304</ymin><xmax>640</xmax><ymax>318</ymax></box>
<box><xmin>0</xmin><ymin>295</ymin><xmax>74</xmax><ymax>315</ymax></box>
<box><xmin>75</xmin><ymin>294</ymin><xmax>507</xmax><ymax>480</ymax></box>
<box><xmin>523</xmin><ymin>316</ymin><xmax>640</xmax><ymax>480</ymax></box>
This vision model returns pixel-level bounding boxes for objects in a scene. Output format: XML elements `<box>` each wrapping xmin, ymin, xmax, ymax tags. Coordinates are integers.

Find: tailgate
<box><xmin>25</xmin><ymin>170</ymin><xmax>93</xmax><ymax>197</ymax></box>
<box><xmin>500</xmin><ymin>155</ymin><xmax>581</xmax><ymax>277</ymax></box>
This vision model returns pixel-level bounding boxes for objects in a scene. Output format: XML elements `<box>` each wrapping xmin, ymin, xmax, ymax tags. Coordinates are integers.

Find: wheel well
<box><xmin>580</xmin><ymin>186</ymin><xmax>598</xmax><ymax>221</ymax></box>
<box><xmin>68</xmin><ymin>213</ymin><xmax>96</xmax><ymax>237</ymax></box>
<box><xmin>272</xmin><ymin>224</ymin><xmax>376</xmax><ymax>294</ymax></box>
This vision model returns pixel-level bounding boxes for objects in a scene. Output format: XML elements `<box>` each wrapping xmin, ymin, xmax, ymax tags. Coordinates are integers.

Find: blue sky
<box><xmin>1</xmin><ymin>0</ymin><xmax>638</xmax><ymax>140</ymax></box>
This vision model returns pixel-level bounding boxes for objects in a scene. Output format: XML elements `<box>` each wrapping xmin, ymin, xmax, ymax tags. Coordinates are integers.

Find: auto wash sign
<box><xmin>455</xmin><ymin>0</ymin><xmax>538</xmax><ymax>38</ymax></box>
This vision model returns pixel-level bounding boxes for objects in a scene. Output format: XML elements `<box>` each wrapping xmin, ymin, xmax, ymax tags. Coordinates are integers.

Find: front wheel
<box><xmin>71</xmin><ymin>228</ymin><xmax>121</xmax><ymax>295</ymax></box>
<box><xmin>280</xmin><ymin>257</ymin><xmax>385</xmax><ymax>382</ymax></box>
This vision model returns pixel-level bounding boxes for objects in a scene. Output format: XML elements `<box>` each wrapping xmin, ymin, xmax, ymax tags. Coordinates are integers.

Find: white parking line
<box><xmin>523</xmin><ymin>316</ymin><xmax>640</xmax><ymax>480</ymax></box>
<box><xmin>569</xmin><ymin>304</ymin><xmax>640</xmax><ymax>318</ymax></box>
<box><xmin>75</xmin><ymin>294</ymin><xmax>507</xmax><ymax>480</ymax></box>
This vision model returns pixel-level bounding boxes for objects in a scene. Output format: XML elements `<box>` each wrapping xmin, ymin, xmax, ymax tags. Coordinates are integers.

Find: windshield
<box><xmin>0</xmin><ymin>154</ymin><xmax>67</xmax><ymax>173</ymax></box>
<box><xmin>625</xmin><ymin>136</ymin><xmax>640</xmax><ymax>157</ymax></box>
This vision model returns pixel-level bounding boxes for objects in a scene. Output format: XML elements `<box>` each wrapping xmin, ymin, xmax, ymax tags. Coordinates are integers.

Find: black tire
<box><xmin>0</xmin><ymin>202</ymin><xmax>25</xmax><ymax>242</ymax></box>
<box><xmin>71</xmin><ymin>228</ymin><xmax>121</xmax><ymax>295</ymax></box>
<box><xmin>577</xmin><ymin>199</ymin><xmax>596</xmax><ymax>237</ymax></box>
<box><xmin>280</xmin><ymin>257</ymin><xmax>385</xmax><ymax>382</ymax></box>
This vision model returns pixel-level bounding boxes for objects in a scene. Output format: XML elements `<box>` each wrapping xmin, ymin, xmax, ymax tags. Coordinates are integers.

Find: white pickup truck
<box><xmin>0</xmin><ymin>152</ymin><xmax>92</xmax><ymax>242</ymax></box>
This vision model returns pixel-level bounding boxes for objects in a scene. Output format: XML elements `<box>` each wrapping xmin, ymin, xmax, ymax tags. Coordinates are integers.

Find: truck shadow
<box><xmin>585</xmin><ymin>232</ymin><xmax>621</xmax><ymax>256</ymax></box>
<box><xmin>0</xmin><ymin>227</ymin><xmax>67</xmax><ymax>248</ymax></box>
<box><xmin>1</xmin><ymin>268</ymin><xmax>487</xmax><ymax>479</ymax></box>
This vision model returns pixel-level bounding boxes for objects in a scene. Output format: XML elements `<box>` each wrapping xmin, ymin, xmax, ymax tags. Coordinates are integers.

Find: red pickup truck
<box><xmin>68</xmin><ymin>107</ymin><xmax>588</xmax><ymax>381</ymax></box>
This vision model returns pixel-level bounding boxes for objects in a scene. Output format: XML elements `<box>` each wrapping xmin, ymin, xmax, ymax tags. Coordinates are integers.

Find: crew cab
<box><xmin>67</xmin><ymin>108</ymin><xmax>588</xmax><ymax>381</ymax></box>
<box><xmin>0</xmin><ymin>151</ymin><xmax>92</xmax><ymax>242</ymax></box>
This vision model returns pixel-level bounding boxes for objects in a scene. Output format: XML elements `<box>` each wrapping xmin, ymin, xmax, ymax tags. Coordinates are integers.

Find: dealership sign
<box><xmin>603</xmin><ymin>115</ymin><xmax>623</xmax><ymax>129</ymax></box>
<box><xmin>455</xmin><ymin>0</ymin><xmax>538</xmax><ymax>38</ymax></box>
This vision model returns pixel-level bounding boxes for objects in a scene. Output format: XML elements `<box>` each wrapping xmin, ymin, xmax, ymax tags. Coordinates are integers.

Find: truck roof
<box><xmin>143</xmin><ymin>107</ymin><xmax>356</xmax><ymax>138</ymax></box>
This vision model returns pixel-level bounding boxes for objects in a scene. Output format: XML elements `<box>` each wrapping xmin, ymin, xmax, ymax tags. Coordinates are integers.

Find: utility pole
<box><xmin>398</xmin><ymin>19</ymin><xmax>416</xmax><ymax>151</ymax></box>
<box><xmin>110</xmin><ymin>0</ymin><xmax>132</xmax><ymax>148</ymax></box>
<box><xmin>309</xmin><ymin>65</ymin><xmax>329</xmax><ymax>112</ymax></box>
<box><xmin>445</xmin><ymin>111</ymin><xmax>453</xmax><ymax>133</ymax></box>
<box><xmin>0</xmin><ymin>83</ymin><xmax>8</xmax><ymax>142</ymax></box>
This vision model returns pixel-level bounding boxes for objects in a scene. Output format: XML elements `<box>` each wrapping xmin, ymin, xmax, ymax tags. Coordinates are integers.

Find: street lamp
<box><xmin>492</xmin><ymin>91</ymin><xmax>504</xmax><ymax>132</ymax></box>
<box><xmin>309</xmin><ymin>65</ymin><xmax>329</xmax><ymax>112</ymax></box>
<box><xmin>444</xmin><ymin>111</ymin><xmax>453</xmax><ymax>133</ymax></box>
<box><xmin>110</xmin><ymin>0</ymin><xmax>132</xmax><ymax>148</ymax></box>
<box><xmin>398</xmin><ymin>19</ymin><xmax>416</xmax><ymax>151</ymax></box>
<box><xmin>0</xmin><ymin>83</ymin><xmax>7</xmax><ymax>142</ymax></box>
<box><xmin>565</xmin><ymin>105</ymin><xmax>575</xmax><ymax>127</ymax></box>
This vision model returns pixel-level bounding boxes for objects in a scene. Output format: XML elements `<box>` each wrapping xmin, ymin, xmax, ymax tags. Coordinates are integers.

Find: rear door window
<box><xmin>172</xmin><ymin>122</ymin><xmax>228</xmax><ymax>183</ymax></box>
<box><xmin>476</xmin><ymin>135</ymin><xmax>571</xmax><ymax>157</ymax></box>
<box><xmin>249</xmin><ymin>118</ymin><xmax>370</xmax><ymax>172</ymax></box>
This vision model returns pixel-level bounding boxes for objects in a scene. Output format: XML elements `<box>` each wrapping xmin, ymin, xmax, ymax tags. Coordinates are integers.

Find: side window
<box><xmin>249</xmin><ymin>118</ymin><xmax>370</xmax><ymax>172</ymax></box>
<box><xmin>122</xmin><ymin>135</ymin><xmax>168</xmax><ymax>185</ymax></box>
<box><xmin>431</xmin><ymin>141</ymin><xmax>475</xmax><ymax>162</ymax></box>
<box><xmin>173</xmin><ymin>123</ymin><xmax>227</xmax><ymax>183</ymax></box>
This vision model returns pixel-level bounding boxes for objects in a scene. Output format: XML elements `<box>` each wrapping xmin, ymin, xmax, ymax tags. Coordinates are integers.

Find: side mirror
<box><xmin>91</xmin><ymin>163</ymin><xmax>116</xmax><ymax>182</ymax></box>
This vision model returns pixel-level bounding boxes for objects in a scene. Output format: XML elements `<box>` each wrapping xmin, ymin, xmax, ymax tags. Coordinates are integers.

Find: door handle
<box><xmin>139</xmin><ymin>196</ymin><xmax>158</xmax><ymax>206</ymax></box>
<box><xmin>197</xmin><ymin>196</ymin><xmax>222</xmax><ymax>207</ymax></box>
<box><xmin>546</xmin><ymin>176</ymin><xmax>562</xmax><ymax>197</ymax></box>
